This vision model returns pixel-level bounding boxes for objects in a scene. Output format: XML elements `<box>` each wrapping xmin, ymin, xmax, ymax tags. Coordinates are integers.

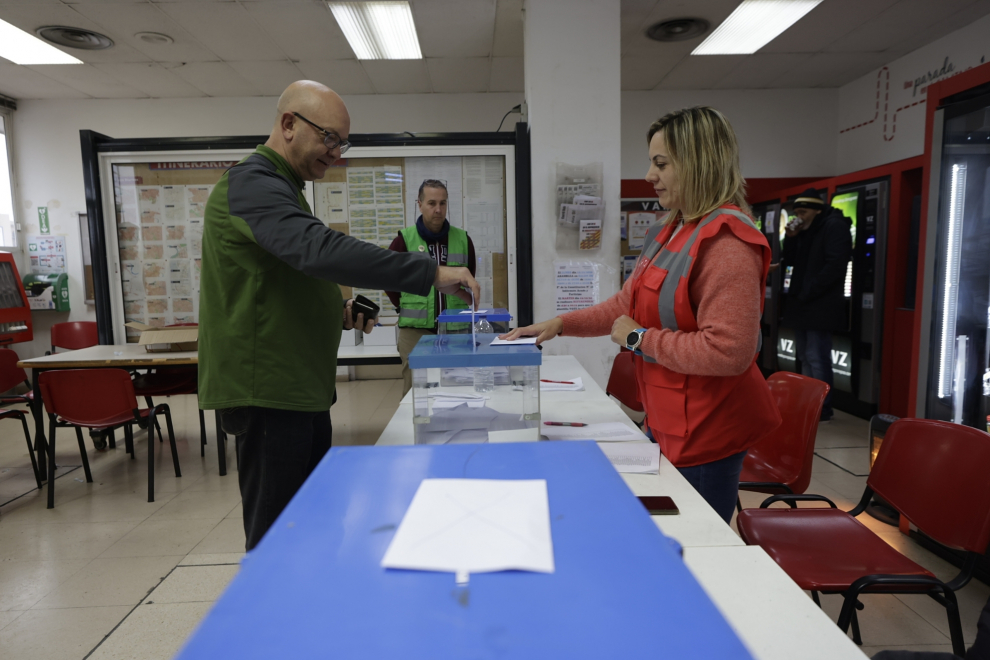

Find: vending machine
<box><xmin>917</xmin><ymin>88</ymin><xmax>990</xmax><ymax>430</ymax></box>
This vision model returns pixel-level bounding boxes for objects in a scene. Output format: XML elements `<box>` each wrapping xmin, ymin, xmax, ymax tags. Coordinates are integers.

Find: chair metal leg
<box><xmin>124</xmin><ymin>424</ymin><xmax>135</xmax><ymax>458</ymax></box>
<box><xmin>735</xmin><ymin>496</ymin><xmax>742</xmax><ymax>513</ymax></box>
<box><xmin>147</xmin><ymin>410</ymin><xmax>156</xmax><ymax>503</ymax></box>
<box><xmin>155</xmin><ymin>417</ymin><xmax>163</xmax><ymax>443</ymax></box>
<box><xmin>944</xmin><ymin>589</ymin><xmax>966</xmax><ymax>657</ymax></box>
<box><xmin>19</xmin><ymin>413</ymin><xmax>41</xmax><ymax>490</ymax></box>
<box><xmin>73</xmin><ymin>426</ymin><xmax>93</xmax><ymax>482</ymax></box>
<box><xmin>849</xmin><ymin>604</ymin><xmax>863</xmax><ymax>645</ymax></box>
<box><xmin>160</xmin><ymin>405</ymin><xmax>180</xmax><ymax>478</ymax></box>
<box><xmin>215</xmin><ymin>410</ymin><xmax>227</xmax><ymax>476</ymax></box>
<box><xmin>46</xmin><ymin>415</ymin><xmax>56</xmax><ymax>509</ymax></box>
<box><xmin>198</xmin><ymin>408</ymin><xmax>207</xmax><ymax>457</ymax></box>
<box><xmin>811</xmin><ymin>591</ymin><xmax>821</xmax><ymax>607</ymax></box>
<box><xmin>108</xmin><ymin>428</ymin><xmax>116</xmax><ymax>450</ymax></box>
<box><xmin>144</xmin><ymin>395</ymin><xmax>154</xmax><ymax>409</ymax></box>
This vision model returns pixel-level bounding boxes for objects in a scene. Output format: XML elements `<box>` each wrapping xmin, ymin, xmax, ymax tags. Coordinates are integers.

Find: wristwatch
<box><xmin>625</xmin><ymin>328</ymin><xmax>646</xmax><ymax>353</ymax></box>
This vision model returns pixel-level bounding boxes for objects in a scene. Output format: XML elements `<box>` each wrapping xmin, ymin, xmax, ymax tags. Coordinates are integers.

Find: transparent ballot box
<box><xmin>409</xmin><ymin>333</ymin><xmax>541</xmax><ymax>444</ymax></box>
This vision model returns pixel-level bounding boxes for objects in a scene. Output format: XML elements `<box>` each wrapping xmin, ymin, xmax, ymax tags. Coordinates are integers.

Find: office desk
<box><xmin>336</xmin><ymin>343</ymin><xmax>400</xmax><ymax>366</ymax></box>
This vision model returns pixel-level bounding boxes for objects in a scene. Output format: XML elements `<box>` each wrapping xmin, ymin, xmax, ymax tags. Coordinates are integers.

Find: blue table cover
<box><xmin>176</xmin><ymin>442</ymin><xmax>752</xmax><ymax>660</ymax></box>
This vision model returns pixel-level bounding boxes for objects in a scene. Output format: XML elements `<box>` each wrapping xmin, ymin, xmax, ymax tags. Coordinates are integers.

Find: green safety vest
<box><xmin>399</xmin><ymin>225</ymin><xmax>470</xmax><ymax>330</ymax></box>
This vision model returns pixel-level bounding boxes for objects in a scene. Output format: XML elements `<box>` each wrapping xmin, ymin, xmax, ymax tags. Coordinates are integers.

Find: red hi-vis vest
<box><xmin>629</xmin><ymin>205</ymin><xmax>781</xmax><ymax>467</ymax></box>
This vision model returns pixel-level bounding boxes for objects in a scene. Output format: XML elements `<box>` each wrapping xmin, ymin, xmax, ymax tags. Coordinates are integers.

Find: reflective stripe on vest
<box><xmin>641</xmin><ymin>208</ymin><xmax>762</xmax><ymax>362</ymax></box>
<box><xmin>398</xmin><ymin>225</ymin><xmax>470</xmax><ymax>328</ymax></box>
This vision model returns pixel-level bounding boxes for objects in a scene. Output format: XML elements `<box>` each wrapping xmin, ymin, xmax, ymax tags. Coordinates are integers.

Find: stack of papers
<box><xmin>490</xmin><ymin>336</ymin><xmax>538</xmax><ymax>346</ymax></box>
<box><xmin>596</xmin><ymin>442</ymin><xmax>661</xmax><ymax>474</ymax></box>
<box><xmin>381</xmin><ymin>478</ymin><xmax>555</xmax><ymax>585</ymax></box>
<box><xmin>540</xmin><ymin>377</ymin><xmax>584</xmax><ymax>392</ymax></box>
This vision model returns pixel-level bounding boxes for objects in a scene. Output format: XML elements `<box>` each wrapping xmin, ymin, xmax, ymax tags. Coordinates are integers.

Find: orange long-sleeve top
<box><xmin>560</xmin><ymin>224</ymin><xmax>764</xmax><ymax>376</ymax></box>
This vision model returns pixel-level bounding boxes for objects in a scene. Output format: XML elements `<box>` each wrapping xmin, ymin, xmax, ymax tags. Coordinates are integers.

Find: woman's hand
<box><xmin>610</xmin><ymin>315</ymin><xmax>643</xmax><ymax>348</ymax></box>
<box><xmin>343</xmin><ymin>299</ymin><xmax>376</xmax><ymax>334</ymax></box>
<box><xmin>498</xmin><ymin>317</ymin><xmax>563</xmax><ymax>345</ymax></box>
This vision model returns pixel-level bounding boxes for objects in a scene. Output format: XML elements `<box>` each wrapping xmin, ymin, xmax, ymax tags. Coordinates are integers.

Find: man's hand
<box><xmin>434</xmin><ymin>266</ymin><xmax>480</xmax><ymax>309</ymax></box>
<box><xmin>343</xmin><ymin>299</ymin><xmax>376</xmax><ymax>334</ymax></box>
<box><xmin>498</xmin><ymin>317</ymin><xmax>563</xmax><ymax>346</ymax></box>
<box><xmin>610</xmin><ymin>315</ymin><xmax>642</xmax><ymax>348</ymax></box>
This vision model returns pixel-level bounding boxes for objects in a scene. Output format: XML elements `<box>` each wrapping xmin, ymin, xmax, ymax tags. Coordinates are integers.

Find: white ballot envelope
<box><xmin>381</xmin><ymin>478</ymin><xmax>555</xmax><ymax>584</ymax></box>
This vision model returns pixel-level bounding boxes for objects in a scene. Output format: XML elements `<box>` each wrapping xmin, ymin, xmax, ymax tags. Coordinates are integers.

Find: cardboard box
<box><xmin>124</xmin><ymin>322</ymin><xmax>198</xmax><ymax>353</ymax></box>
<box><xmin>363</xmin><ymin>323</ymin><xmax>397</xmax><ymax>347</ymax></box>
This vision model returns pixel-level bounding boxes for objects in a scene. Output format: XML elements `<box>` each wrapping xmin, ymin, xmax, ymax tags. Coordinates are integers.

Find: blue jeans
<box><xmin>794</xmin><ymin>328</ymin><xmax>833</xmax><ymax>418</ymax></box>
<box><xmin>645</xmin><ymin>427</ymin><xmax>747</xmax><ymax>524</ymax></box>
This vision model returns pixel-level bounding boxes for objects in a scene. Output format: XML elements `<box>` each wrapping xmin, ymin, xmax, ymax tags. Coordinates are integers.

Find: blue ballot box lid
<box><xmin>175</xmin><ymin>442</ymin><xmax>752</xmax><ymax>660</ymax></box>
<box><xmin>436</xmin><ymin>307</ymin><xmax>511</xmax><ymax>323</ymax></box>
<box><xmin>408</xmin><ymin>332</ymin><xmax>541</xmax><ymax>369</ymax></box>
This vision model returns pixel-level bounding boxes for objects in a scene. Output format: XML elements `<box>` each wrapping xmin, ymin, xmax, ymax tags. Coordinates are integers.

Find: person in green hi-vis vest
<box><xmin>198</xmin><ymin>81</ymin><xmax>480</xmax><ymax>551</ymax></box>
<box><xmin>385</xmin><ymin>180</ymin><xmax>477</xmax><ymax>395</ymax></box>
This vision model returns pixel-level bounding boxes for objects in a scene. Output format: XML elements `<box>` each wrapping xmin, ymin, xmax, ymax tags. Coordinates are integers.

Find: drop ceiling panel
<box><xmin>241</xmin><ymin>1</ymin><xmax>354</xmax><ymax>61</ymax></box>
<box><xmin>70</xmin><ymin>2</ymin><xmax>220</xmax><ymax>63</ymax></box>
<box><xmin>294</xmin><ymin>59</ymin><xmax>376</xmax><ymax>95</ymax></box>
<box><xmin>884</xmin><ymin>0</ymin><xmax>990</xmax><ymax>59</ymax></box>
<box><xmin>770</xmin><ymin>52</ymin><xmax>892</xmax><ymax>89</ymax></box>
<box><xmin>713</xmin><ymin>53</ymin><xmax>813</xmax><ymax>89</ymax></box>
<box><xmin>156</xmin><ymin>2</ymin><xmax>286</xmax><ymax>62</ymax></box>
<box><xmin>825</xmin><ymin>0</ymin><xmax>978</xmax><ymax>54</ymax></box>
<box><xmin>25</xmin><ymin>63</ymin><xmax>145</xmax><ymax>98</ymax></box>
<box><xmin>623</xmin><ymin>0</ymin><xmax>738</xmax><ymax>57</ymax></box>
<box><xmin>92</xmin><ymin>62</ymin><xmax>206</xmax><ymax>97</ymax></box>
<box><xmin>412</xmin><ymin>0</ymin><xmax>496</xmax><ymax>58</ymax></box>
<box><xmin>228</xmin><ymin>60</ymin><xmax>306</xmax><ymax>97</ymax></box>
<box><xmin>619</xmin><ymin>0</ymin><xmax>660</xmax><ymax>42</ymax></box>
<box><xmin>426</xmin><ymin>57</ymin><xmax>490</xmax><ymax>93</ymax></box>
<box><xmin>0</xmin><ymin>62</ymin><xmax>88</xmax><ymax>99</ymax></box>
<box><xmin>361</xmin><ymin>60</ymin><xmax>432</xmax><ymax>94</ymax></box>
<box><xmin>489</xmin><ymin>56</ymin><xmax>523</xmax><ymax>92</ymax></box>
<box><xmin>170</xmin><ymin>61</ymin><xmax>260</xmax><ymax>97</ymax></box>
<box><xmin>621</xmin><ymin>56</ymin><xmax>679</xmax><ymax>91</ymax></box>
<box><xmin>657</xmin><ymin>55</ymin><xmax>745</xmax><ymax>89</ymax></box>
<box><xmin>760</xmin><ymin>0</ymin><xmax>900</xmax><ymax>54</ymax></box>
<box><xmin>492</xmin><ymin>0</ymin><xmax>523</xmax><ymax>58</ymax></box>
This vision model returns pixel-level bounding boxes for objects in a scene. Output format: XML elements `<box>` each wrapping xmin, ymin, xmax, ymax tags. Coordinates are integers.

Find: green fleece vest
<box><xmin>198</xmin><ymin>146</ymin><xmax>342</xmax><ymax>412</ymax></box>
<box><xmin>398</xmin><ymin>225</ymin><xmax>469</xmax><ymax>330</ymax></box>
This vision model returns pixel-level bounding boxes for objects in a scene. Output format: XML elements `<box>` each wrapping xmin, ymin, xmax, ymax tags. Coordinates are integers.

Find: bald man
<box><xmin>198</xmin><ymin>81</ymin><xmax>479</xmax><ymax>550</ymax></box>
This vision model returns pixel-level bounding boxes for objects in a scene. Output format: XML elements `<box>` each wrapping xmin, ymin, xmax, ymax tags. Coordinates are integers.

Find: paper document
<box><xmin>490</xmin><ymin>336</ymin><xmax>537</xmax><ymax>346</ymax></box>
<box><xmin>459</xmin><ymin>309</ymin><xmax>490</xmax><ymax>314</ymax></box>
<box><xmin>540</xmin><ymin>377</ymin><xmax>585</xmax><ymax>392</ymax></box>
<box><xmin>381</xmin><ymin>479</ymin><xmax>555</xmax><ymax>584</ymax></box>
<box><xmin>542</xmin><ymin>421</ymin><xmax>646</xmax><ymax>442</ymax></box>
<box><xmin>597</xmin><ymin>442</ymin><xmax>660</xmax><ymax>474</ymax></box>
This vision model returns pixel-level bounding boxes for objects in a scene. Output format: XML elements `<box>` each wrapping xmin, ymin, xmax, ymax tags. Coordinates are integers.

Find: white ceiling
<box><xmin>0</xmin><ymin>0</ymin><xmax>987</xmax><ymax>101</ymax></box>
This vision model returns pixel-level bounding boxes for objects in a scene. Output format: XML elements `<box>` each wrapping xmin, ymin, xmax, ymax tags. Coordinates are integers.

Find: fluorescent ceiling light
<box><xmin>329</xmin><ymin>1</ymin><xmax>422</xmax><ymax>60</ymax></box>
<box><xmin>0</xmin><ymin>18</ymin><xmax>82</xmax><ymax>65</ymax></box>
<box><xmin>692</xmin><ymin>0</ymin><xmax>824</xmax><ymax>55</ymax></box>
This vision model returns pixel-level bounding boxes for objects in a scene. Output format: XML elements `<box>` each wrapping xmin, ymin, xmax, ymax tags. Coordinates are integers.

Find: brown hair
<box><xmin>647</xmin><ymin>106</ymin><xmax>750</xmax><ymax>223</ymax></box>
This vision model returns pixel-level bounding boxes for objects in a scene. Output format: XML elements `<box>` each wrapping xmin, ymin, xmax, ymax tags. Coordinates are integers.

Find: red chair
<box><xmin>0</xmin><ymin>348</ymin><xmax>41</xmax><ymax>489</ymax></box>
<box><xmin>606</xmin><ymin>350</ymin><xmax>644</xmax><ymax>414</ymax></box>
<box><xmin>49</xmin><ymin>321</ymin><xmax>98</xmax><ymax>353</ymax></box>
<box><xmin>737</xmin><ymin>419</ymin><xmax>990</xmax><ymax>656</ymax></box>
<box><xmin>738</xmin><ymin>372</ymin><xmax>829</xmax><ymax>507</ymax></box>
<box><xmin>39</xmin><ymin>369</ymin><xmax>180</xmax><ymax>507</ymax></box>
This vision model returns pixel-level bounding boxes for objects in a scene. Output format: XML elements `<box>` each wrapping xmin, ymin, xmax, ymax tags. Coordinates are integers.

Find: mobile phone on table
<box><xmin>637</xmin><ymin>496</ymin><xmax>679</xmax><ymax>515</ymax></box>
<box><xmin>351</xmin><ymin>294</ymin><xmax>380</xmax><ymax>321</ymax></box>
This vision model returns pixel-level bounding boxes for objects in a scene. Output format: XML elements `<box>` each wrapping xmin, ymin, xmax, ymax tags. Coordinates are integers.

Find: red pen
<box><xmin>541</xmin><ymin>379</ymin><xmax>575</xmax><ymax>384</ymax></box>
<box><xmin>543</xmin><ymin>421</ymin><xmax>588</xmax><ymax>427</ymax></box>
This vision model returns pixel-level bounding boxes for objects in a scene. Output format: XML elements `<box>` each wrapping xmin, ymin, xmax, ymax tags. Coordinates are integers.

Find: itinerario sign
<box><xmin>148</xmin><ymin>161</ymin><xmax>238</xmax><ymax>170</ymax></box>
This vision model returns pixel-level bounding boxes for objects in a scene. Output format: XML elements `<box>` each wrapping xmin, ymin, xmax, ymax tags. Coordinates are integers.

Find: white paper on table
<box><xmin>539</xmin><ymin>377</ymin><xmax>584</xmax><ymax>391</ymax></box>
<box><xmin>596</xmin><ymin>442</ymin><xmax>660</xmax><ymax>474</ymax></box>
<box><xmin>541</xmin><ymin>421</ymin><xmax>647</xmax><ymax>442</ymax></box>
<box><xmin>459</xmin><ymin>309</ymin><xmax>491</xmax><ymax>314</ymax></box>
<box><xmin>490</xmin><ymin>336</ymin><xmax>537</xmax><ymax>346</ymax></box>
<box><xmin>381</xmin><ymin>479</ymin><xmax>555</xmax><ymax>584</ymax></box>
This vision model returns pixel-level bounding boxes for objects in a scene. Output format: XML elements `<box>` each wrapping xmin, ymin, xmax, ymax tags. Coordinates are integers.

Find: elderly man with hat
<box><xmin>779</xmin><ymin>189</ymin><xmax>853</xmax><ymax>421</ymax></box>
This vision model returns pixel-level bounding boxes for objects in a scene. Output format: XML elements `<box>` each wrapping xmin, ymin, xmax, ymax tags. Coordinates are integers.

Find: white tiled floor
<box><xmin>0</xmin><ymin>386</ymin><xmax>986</xmax><ymax>659</ymax></box>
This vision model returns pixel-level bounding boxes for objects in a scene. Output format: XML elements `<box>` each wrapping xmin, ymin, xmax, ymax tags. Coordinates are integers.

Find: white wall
<box><xmin>836</xmin><ymin>12</ymin><xmax>990</xmax><ymax>174</ymax></box>
<box><xmin>622</xmin><ymin>89</ymin><xmax>838</xmax><ymax>182</ymax></box>
<box><xmin>8</xmin><ymin>92</ymin><xmax>523</xmax><ymax>359</ymax></box>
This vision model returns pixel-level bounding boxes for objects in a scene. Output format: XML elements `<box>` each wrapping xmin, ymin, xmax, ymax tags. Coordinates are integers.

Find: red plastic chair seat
<box><xmin>737</xmin><ymin>508</ymin><xmax>936</xmax><ymax>592</ymax></box>
<box><xmin>55</xmin><ymin>407</ymin><xmax>156</xmax><ymax>431</ymax></box>
<box><xmin>738</xmin><ymin>458</ymin><xmax>793</xmax><ymax>487</ymax></box>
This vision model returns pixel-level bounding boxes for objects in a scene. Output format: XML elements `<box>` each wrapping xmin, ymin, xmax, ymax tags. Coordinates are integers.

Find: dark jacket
<box><xmin>780</xmin><ymin>205</ymin><xmax>853</xmax><ymax>332</ymax></box>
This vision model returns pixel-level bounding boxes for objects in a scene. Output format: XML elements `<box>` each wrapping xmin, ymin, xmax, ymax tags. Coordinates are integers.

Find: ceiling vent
<box><xmin>646</xmin><ymin>18</ymin><xmax>709</xmax><ymax>42</ymax></box>
<box><xmin>135</xmin><ymin>32</ymin><xmax>174</xmax><ymax>45</ymax></box>
<box><xmin>37</xmin><ymin>26</ymin><xmax>113</xmax><ymax>50</ymax></box>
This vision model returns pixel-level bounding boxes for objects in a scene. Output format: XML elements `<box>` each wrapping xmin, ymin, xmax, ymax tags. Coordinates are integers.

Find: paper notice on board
<box><xmin>555</xmin><ymin>262</ymin><xmax>598</xmax><ymax>314</ymax></box>
<box><xmin>628</xmin><ymin>212</ymin><xmax>655</xmax><ymax>250</ymax></box>
<box><xmin>315</xmin><ymin>182</ymin><xmax>347</xmax><ymax>224</ymax></box>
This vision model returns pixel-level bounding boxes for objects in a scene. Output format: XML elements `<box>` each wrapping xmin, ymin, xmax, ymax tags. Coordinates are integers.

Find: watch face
<box><xmin>626</xmin><ymin>330</ymin><xmax>640</xmax><ymax>346</ymax></box>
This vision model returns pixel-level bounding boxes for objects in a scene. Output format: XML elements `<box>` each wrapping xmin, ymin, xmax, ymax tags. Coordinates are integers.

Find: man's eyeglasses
<box><xmin>292</xmin><ymin>112</ymin><xmax>351</xmax><ymax>154</ymax></box>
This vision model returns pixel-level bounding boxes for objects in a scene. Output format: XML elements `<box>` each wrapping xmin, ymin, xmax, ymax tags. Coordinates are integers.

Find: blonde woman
<box><xmin>503</xmin><ymin>106</ymin><xmax>781</xmax><ymax>522</ymax></box>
